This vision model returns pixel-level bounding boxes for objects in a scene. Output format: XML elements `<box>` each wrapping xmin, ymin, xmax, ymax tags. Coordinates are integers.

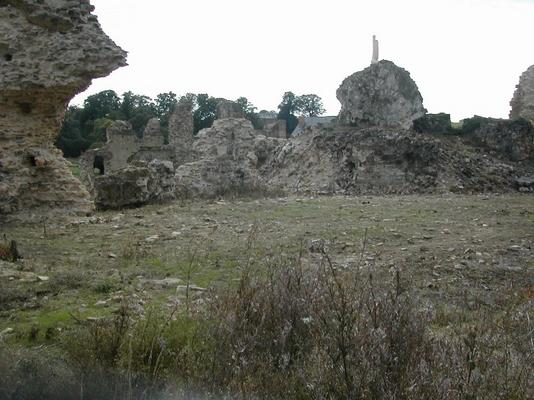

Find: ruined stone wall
<box><xmin>262</xmin><ymin>120</ymin><xmax>287</xmax><ymax>139</ymax></box>
<box><xmin>142</xmin><ymin>118</ymin><xmax>165</xmax><ymax>147</ymax></box>
<box><xmin>175</xmin><ymin>117</ymin><xmax>287</xmax><ymax>198</ymax></box>
<box><xmin>0</xmin><ymin>0</ymin><xmax>126</xmax><ymax>219</ymax></box>
<box><xmin>510</xmin><ymin>65</ymin><xmax>534</xmax><ymax>124</ymax></box>
<box><xmin>79</xmin><ymin>118</ymin><xmax>176</xmax><ymax>198</ymax></box>
<box><xmin>105</xmin><ymin>125</ymin><xmax>141</xmax><ymax>172</ymax></box>
<box><xmin>216</xmin><ymin>100</ymin><xmax>244</xmax><ymax>119</ymax></box>
<box><xmin>168</xmin><ymin>100</ymin><xmax>194</xmax><ymax>166</ymax></box>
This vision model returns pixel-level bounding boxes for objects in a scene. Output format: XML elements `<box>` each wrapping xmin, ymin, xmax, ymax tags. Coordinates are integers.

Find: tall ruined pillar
<box><xmin>0</xmin><ymin>0</ymin><xmax>127</xmax><ymax>219</ymax></box>
<box><xmin>510</xmin><ymin>65</ymin><xmax>534</xmax><ymax>125</ymax></box>
<box><xmin>168</xmin><ymin>98</ymin><xmax>195</xmax><ymax>166</ymax></box>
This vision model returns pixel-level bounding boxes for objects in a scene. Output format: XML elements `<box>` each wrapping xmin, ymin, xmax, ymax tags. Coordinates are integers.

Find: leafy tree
<box><xmin>276</xmin><ymin>92</ymin><xmax>326</xmax><ymax>134</ymax></box>
<box><xmin>180</xmin><ymin>93</ymin><xmax>197</xmax><ymax>110</ymax></box>
<box><xmin>154</xmin><ymin>92</ymin><xmax>178</xmax><ymax>118</ymax></box>
<box><xmin>151</xmin><ymin>92</ymin><xmax>178</xmax><ymax>143</ymax></box>
<box><xmin>193</xmin><ymin>94</ymin><xmax>218</xmax><ymax>133</ymax></box>
<box><xmin>56</xmin><ymin>106</ymin><xmax>90</xmax><ymax>157</ymax></box>
<box><xmin>278</xmin><ymin>91</ymin><xmax>300</xmax><ymax>115</ymax></box>
<box><xmin>77</xmin><ymin>90</ymin><xmax>122</xmax><ymax>145</ymax></box>
<box><xmin>80</xmin><ymin>90</ymin><xmax>120</xmax><ymax>125</ymax></box>
<box><xmin>89</xmin><ymin>117</ymin><xmax>114</xmax><ymax>145</ymax></box>
<box><xmin>297</xmin><ymin>94</ymin><xmax>325</xmax><ymax>117</ymax></box>
<box><xmin>119</xmin><ymin>91</ymin><xmax>157</xmax><ymax>136</ymax></box>
<box><xmin>236</xmin><ymin>97</ymin><xmax>262</xmax><ymax>129</ymax></box>
<box><xmin>236</xmin><ymin>97</ymin><xmax>257</xmax><ymax>116</ymax></box>
<box><xmin>277</xmin><ymin>91</ymin><xmax>300</xmax><ymax>135</ymax></box>
<box><xmin>119</xmin><ymin>91</ymin><xmax>135</xmax><ymax>120</ymax></box>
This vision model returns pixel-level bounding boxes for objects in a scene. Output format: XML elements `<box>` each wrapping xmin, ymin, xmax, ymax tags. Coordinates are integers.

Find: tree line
<box><xmin>56</xmin><ymin>90</ymin><xmax>325</xmax><ymax>158</ymax></box>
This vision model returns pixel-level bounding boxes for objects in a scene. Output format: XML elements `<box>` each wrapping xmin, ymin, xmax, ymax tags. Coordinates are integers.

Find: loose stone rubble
<box><xmin>510</xmin><ymin>65</ymin><xmax>534</xmax><ymax>124</ymax></box>
<box><xmin>336</xmin><ymin>60</ymin><xmax>426</xmax><ymax>129</ymax></box>
<box><xmin>0</xmin><ymin>0</ymin><xmax>126</xmax><ymax>219</ymax></box>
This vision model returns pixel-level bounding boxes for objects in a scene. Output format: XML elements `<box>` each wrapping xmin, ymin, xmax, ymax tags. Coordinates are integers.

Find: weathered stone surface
<box><xmin>292</xmin><ymin>116</ymin><xmax>337</xmax><ymax>137</ymax></box>
<box><xmin>336</xmin><ymin>60</ymin><xmax>426</xmax><ymax>129</ymax></box>
<box><xmin>510</xmin><ymin>65</ymin><xmax>534</xmax><ymax>124</ymax></box>
<box><xmin>0</xmin><ymin>0</ymin><xmax>127</xmax><ymax>219</ymax></box>
<box><xmin>93</xmin><ymin>160</ymin><xmax>175</xmax><ymax>209</ymax></box>
<box><xmin>216</xmin><ymin>100</ymin><xmax>244</xmax><ymax>119</ymax></box>
<box><xmin>175</xmin><ymin>118</ymin><xmax>285</xmax><ymax>197</ymax></box>
<box><xmin>461</xmin><ymin>117</ymin><xmax>534</xmax><ymax>162</ymax></box>
<box><xmin>413</xmin><ymin>113</ymin><xmax>452</xmax><ymax>134</ymax></box>
<box><xmin>263</xmin><ymin>126</ymin><xmax>525</xmax><ymax>195</ymax></box>
<box><xmin>175</xmin><ymin>157</ymin><xmax>259</xmax><ymax>198</ymax></box>
<box><xmin>261</xmin><ymin>120</ymin><xmax>287</xmax><ymax>139</ymax></box>
<box><xmin>168</xmin><ymin>98</ymin><xmax>194</xmax><ymax>166</ymax></box>
<box><xmin>142</xmin><ymin>118</ymin><xmax>164</xmax><ymax>147</ymax></box>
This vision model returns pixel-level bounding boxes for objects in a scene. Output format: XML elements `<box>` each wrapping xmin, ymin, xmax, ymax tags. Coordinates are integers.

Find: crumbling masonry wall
<box><xmin>0</xmin><ymin>0</ymin><xmax>126</xmax><ymax>219</ymax></box>
<box><xmin>510</xmin><ymin>65</ymin><xmax>534</xmax><ymax>125</ymax></box>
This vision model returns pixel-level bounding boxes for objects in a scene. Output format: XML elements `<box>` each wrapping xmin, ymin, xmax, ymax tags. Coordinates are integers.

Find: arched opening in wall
<box><xmin>93</xmin><ymin>156</ymin><xmax>105</xmax><ymax>175</ymax></box>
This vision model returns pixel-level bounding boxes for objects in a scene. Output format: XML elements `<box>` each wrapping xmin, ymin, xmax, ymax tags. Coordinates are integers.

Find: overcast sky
<box><xmin>73</xmin><ymin>0</ymin><xmax>534</xmax><ymax>122</ymax></box>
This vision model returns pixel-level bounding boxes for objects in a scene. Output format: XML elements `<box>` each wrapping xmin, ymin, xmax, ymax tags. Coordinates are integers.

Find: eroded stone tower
<box><xmin>0</xmin><ymin>0</ymin><xmax>127</xmax><ymax>218</ymax></box>
<box><xmin>510</xmin><ymin>65</ymin><xmax>534</xmax><ymax>125</ymax></box>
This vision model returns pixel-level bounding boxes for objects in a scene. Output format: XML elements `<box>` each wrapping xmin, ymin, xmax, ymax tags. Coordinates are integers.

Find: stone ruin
<box><xmin>510</xmin><ymin>64</ymin><xmax>534</xmax><ymax>125</ymax></box>
<box><xmin>80</xmin><ymin>98</ymin><xmax>289</xmax><ymax>208</ymax></box>
<box><xmin>0</xmin><ymin>0</ymin><xmax>126</xmax><ymax>219</ymax></box>
<box><xmin>169</xmin><ymin>98</ymin><xmax>195</xmax><ymax>165</ymax></box>
<box><xmin>2</xmin><ymin>8</ymin><xmax>532</xmax><ymax>218</ymax></box>
<box><xmin>81</xmin><ymin>58</ymin><xmax>534</xmax><ymax>206</ymax></box>
<box><xmin>79</xmin><ymin>99</ymin><xmax>195</xmax><ymax>209</ymax></box>
<box><xmin>261</xmin><ymin>120</ymin><xmax>287</xmax><ymax>139</ymax></box>
<box><xmin>337</xmin><ymin>60</ymin><xmax>426</xmax><ymax>130</ymax></box>
<box><xmin>175</xmin><ymin>113</ymin><xmax>285</xmax><ymax>198</ymax></box>
<box><xmin>217</xmin><ymin>99</ymin><xmax>244</xmax><ymax>119</ymax></box>
<box><xmin>292</xmin><ymin>116</ymin><xmax>337</xmax><ymax>137</ymax></box>
<box><xmin>256</xmin><ymin>113</ymin><xmax>287</xmax><ymax>139</ymax></box>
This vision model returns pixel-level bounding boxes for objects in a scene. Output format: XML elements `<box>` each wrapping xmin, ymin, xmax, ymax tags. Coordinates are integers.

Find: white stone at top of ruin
<box><xmin>372</xmin><ymin>35</ymin><xmax>379</xmax><ymax>64</ymax></box>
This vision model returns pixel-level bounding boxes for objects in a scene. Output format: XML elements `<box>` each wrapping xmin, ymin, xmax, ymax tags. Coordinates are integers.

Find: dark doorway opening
<box><xmin>93</xmin><ymin>156</ymin><xmax>105</xmax><ymax>175</ymax></box>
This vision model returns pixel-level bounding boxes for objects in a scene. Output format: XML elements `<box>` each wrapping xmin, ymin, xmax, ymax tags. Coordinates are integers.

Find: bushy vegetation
<box><xmin>1</xmin><ymin>242</ymin><xmax>531</xmax><ymax>400</ymax></box>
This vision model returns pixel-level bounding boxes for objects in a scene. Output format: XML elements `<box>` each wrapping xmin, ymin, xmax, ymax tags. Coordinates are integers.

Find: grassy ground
<box><xmin>1</xmin><ymin>194</ymin><xmax>533</xmax><ymax>343</ymax></box>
